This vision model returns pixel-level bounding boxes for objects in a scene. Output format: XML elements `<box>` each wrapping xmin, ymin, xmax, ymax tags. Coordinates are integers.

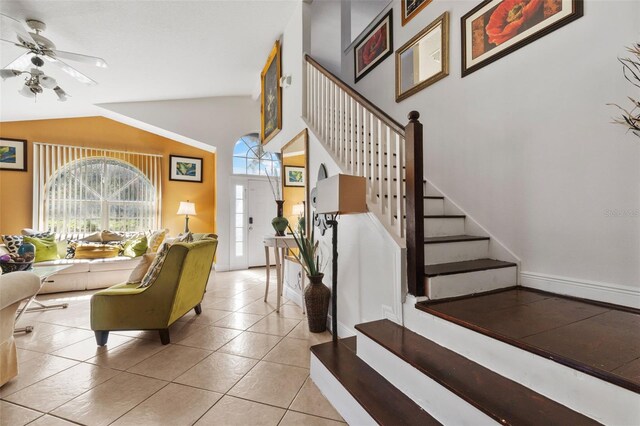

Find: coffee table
<box><xmin>14</xmin><ymin>265</ymin><xmax>72</xmax><ymax>333</ymax></box>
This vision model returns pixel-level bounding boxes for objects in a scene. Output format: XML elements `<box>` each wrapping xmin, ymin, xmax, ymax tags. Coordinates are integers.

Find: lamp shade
<box><xmin>316</xmin><ymin>174</ymin><xmax>367</xmax><ymax>214</ymax></box>
<box><xmin>177</xmin><ymin>201</ymin><xmax>196</xmax><ymax>216</ymax></box>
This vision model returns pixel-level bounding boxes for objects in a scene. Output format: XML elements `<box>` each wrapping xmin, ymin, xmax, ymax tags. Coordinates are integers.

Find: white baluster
<box><xmin>395</xmin><ymin>132</ymin><xmax>404</xmax><ymax>238</ymax></box>
<box><xmin>386</xmin><ymin>125</ymin><xmax>393</xmax><ymax>228</ymax></box>
<box><xmin>349</xmin><ymin>98</ymin><xmax>355</xmax><ymax>174</ymax></box>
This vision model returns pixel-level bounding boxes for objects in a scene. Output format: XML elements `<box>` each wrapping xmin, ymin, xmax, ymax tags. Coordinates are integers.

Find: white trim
<box><xmin>521</xmin><ymin>271</ymin><xmax>640</xmax><ymax>309</ymax></box>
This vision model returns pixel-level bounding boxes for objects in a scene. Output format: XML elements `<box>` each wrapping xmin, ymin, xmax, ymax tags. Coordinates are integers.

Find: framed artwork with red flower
<box><xmin>461</xmin><ymin>0</ymin><xmax>583</xmax><ymax>76</ymax></box>
<box><xmin>354</xmin><ymin>10</ymin><xmax>393</xmax><ymax>83</ymax></box>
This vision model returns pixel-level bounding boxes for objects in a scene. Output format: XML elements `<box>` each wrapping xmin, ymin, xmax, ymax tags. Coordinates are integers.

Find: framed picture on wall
<box><xmin>0</xmin><ymin>138</ymin><xmax>27</xmax><ymax>172</ymax></box>
<box><xmin>461</xmin><ymin>0</ymin><xmax>584</xmax><ymax>77</ymax></box>
<box><xmin>261</xmin><ymin>40</ymin><xmax>282</xmax><ymax>144</ymax></box>
<box><xmin>401</xmin><ymin>0</ymin><xmax>433</xmax><ymax>26</ymax></box>
<box><xmin>169</xmin><ymin>155</ymin><xmax>203</xmax><ymax>183</ymax></box>
<box><xmin>283</xmin><ymin>166</ymin><xmax>305</xmax><ymax>187</ymax></box>
<box><xmin>354</xmin><ymin>10</ymin><xmax>393</xmax><ymax>83</ymax></box>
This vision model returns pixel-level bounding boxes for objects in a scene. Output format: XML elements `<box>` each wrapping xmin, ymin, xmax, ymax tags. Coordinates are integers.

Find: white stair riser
<box><xmin>403</xmin><ymin>296</ymin><xmax>640</xmax><ymax>426</ymax></box>
<box><xmin>425</xmin><ymin>240</ymin><xmax>489</xmax><ymax>264</ymax></box>
<box><xmin>425</xmin><ymin>198</ymin><xmax>444</xmax><ymax>215</ymax></box>
<box><xmin>310</xmin><ymin>355</ymin><xmax>377</xmax><ymax>426</ymax></box>
<box><xmin>427</xmin><ymin>266</ymin><xmax>516</xmax><ymax>299</ymax></box>
<box><xmin>356</xmin><ymin>332</ymin><xmax>497</xmax><ymax>425</ymax></box>
<box><xmin>425</xmin><ymin>217</ymin><xmax>465</xmax><ymax>237</ymax></box>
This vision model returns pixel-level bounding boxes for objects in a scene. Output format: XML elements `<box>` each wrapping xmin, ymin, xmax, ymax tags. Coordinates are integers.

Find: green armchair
<box><xmin>90</xmin><ymin>239</ymin><xmax>217</xmax><ymax>346</ymax></box>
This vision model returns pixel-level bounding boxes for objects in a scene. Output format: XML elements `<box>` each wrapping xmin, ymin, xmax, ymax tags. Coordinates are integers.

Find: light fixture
<box><xmin>53</xmin><ymin>86</ymin><xmax>67</xmax><ymax>102</ymax></box>
<box><xmin>19</xmin><ymin>83</ymin><xmax>37</xmax><ymax>98</ymax></box>
<box><xmin>279</xmin><ymin>75</ymin><xmax>292</xmax><ymax>88</ymax></box>
<box><xmin>0</xmin><ymin>69</ymin><xmax>22</xmax><ymax>80</ymax></box>
<box><xmin>177</xmin><ymin>201</ymin><xmax>196</xmax><ymax>233</ymax></box>
<box><xmin>316</xmin><ymin>174</ymin><xmax>367</xmax><ymax>342</ymax></box>
<box><xmin>1</xmin><ymin>66</ymin><xmax>69</xmax><ymax>101</ymax></box>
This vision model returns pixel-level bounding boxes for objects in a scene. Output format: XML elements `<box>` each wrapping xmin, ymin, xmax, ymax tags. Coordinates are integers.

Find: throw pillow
<box><xmin>80</xmin><ymin>232</ymin><xmax>103</xmax><ymax>243</ymax></box>
<box><xmin>147</xmin><ymin>229</ymin><xmax>167</xmax><ymax>253</ymax></box>
<box><xmin>3</xmin><ymin>232</ymin><xmax>51</xmax><ymax>254</ymax></box>
<box><xmin>23</xmin><ymin>235</ymin><xmax>60</xmax><ymax>263</ymax></box>
<box><xmin>139</xmin><ymin>242</ymin><xmax>171</xmax><ymax>288</ymax></box>
<box><xmin>101</xmin><ymin>230</ymin><xmax>126</xmax><ymax>242</ymax></box>
<box><xmin>178</xmin><ymin>232</ymin><xmax>193</xmax><ymax>243</ymax></box>
<box><xmin>123</xmin><ymin>235</ymin><xmax>148</xmax><ymax>258</ymax></box>
<box><xmin>127</xmin><ymin>253</ymin><xmax>156</xmax><ymax>284</ymax></box>
<box><xmin>74</xmin><ymin>244</ymin><xmax>120</xmax><ymax>259</ymax></box>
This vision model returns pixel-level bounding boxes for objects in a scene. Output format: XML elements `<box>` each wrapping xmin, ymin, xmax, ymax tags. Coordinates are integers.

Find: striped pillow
<box><xmin>139</xmin><ymin>242</ymin><xmax>171</xmax><ymax>288</ymax></box>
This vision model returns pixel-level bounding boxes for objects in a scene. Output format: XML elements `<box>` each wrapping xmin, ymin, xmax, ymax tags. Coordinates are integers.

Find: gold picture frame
<box><xmin>401</xmin><ymin>0</ymin><xmax>433</xmax><ymax>26</ymax></box>
<box><xmin>260</xmin><ymin>40</ymin><xmax>282</xmax><ymax>144</ymax></box>
<box><xmin>395</xmin><ymin>12</ymin><xmax>450</xmax><ymax>102</ymax></box>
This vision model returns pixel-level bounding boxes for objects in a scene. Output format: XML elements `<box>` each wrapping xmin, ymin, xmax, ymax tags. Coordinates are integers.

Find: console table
<box><xmin>263</xmin><ymin>235</ymin><xmax>297</xmax><ymax>312</ymax></box>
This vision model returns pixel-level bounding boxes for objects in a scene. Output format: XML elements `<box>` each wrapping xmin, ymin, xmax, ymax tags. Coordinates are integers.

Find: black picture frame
<box><xmin>169</xmin><ymin>154</ymin><xmax>203</xmax><ymax>183</ymax></box>
<box><xmin>0</xmin><ymin>138</ymin><xmax>27</xmax><ymax>172</ymax></box>
<box><xmin>354</xmin><ymin>9</ymin><xmax>394</xmax><ymax>83</ymax></box>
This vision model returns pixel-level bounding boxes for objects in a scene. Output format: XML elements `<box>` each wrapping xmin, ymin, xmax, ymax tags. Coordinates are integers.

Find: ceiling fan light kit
<box><xmin>1</xmin><ymin>14</ymin><xmax>108</xmax><ymax>102</ymax></box>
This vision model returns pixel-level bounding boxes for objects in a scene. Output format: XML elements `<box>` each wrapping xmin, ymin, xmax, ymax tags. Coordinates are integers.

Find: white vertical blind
<box><xmin>33</xmin><ymin>143</ymin><xmax>163</xmax><ymax>234</ymax></box>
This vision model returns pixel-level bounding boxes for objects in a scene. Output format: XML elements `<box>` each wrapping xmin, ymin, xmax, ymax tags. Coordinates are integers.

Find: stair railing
<box><xmin>304</xmin><ymin>55</ymin><xmax>425</xmax><ymax>296</ymax></box>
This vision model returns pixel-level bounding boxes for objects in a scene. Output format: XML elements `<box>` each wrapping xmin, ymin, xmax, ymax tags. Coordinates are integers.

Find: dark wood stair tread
<box><xmin>398</xmin><ymin>215</ymin><xmax>465</xmax><ymax>219</ymax></box>
<box><xmin>425</xmin><ymin>235</ymin><xmax>490</xmax><ymax>244</ymax></box>
<box><xmin>355</xmin><ymin>320</ymin><xmax>601</xmax><ymax>426</ymax></box>
<box><xmin>425</xmin><ymin>259</ymin><xmax>516</xmax><ymax>277</ymax></box>
<box><xmin>311</xmin><ymin>339</ymin><xmax>441</xmax><ymax>426</ymax></box>
<box><xmin>381</xmin><ymin>194</ymin><xmax>444</xmax><ymax>200</ymax></box>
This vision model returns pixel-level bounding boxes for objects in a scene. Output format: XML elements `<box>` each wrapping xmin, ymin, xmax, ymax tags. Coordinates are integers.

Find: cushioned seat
<box><xmin>90</xmin><ymin>238</ymin><xmax>218</xmax><ymax>345</ymax></box>
<box><xmin>89</xmin><ymin>256</ymin><xmax>141</xmax><ymax>272</ymax></box>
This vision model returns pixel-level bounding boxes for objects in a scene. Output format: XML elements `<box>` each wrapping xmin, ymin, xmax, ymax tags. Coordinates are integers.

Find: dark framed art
<box><xmin>401</xmin><ymin>0</ymin><xmax>433</xmax><ymax>26</ymax></box>
<box><xmin>261</xmin><ymin>40</ymin><xmax>282</xmax><ymax>144</ymax></box>
<box><xmin>169</xmin><ymin>155</ymin><xmax>203</xmax><ymax>183</ymax></box>
<box><xmin>461</xmin><ymin>0</ymin><xmax>584</xmax><ymax>77</ymax></box>
<box><xmin>0</xmin><ymin>138</ymin><xmax>27</xmax><ymax>172</ymax></box>
<box><xmin>283</xmin><ymin>165</ymin><xmax>305</xmax><ymax>187</ymax></box>
<box><xmin>354</xmin><ymin>10</ymin><xmax>393</xmax><ymax>83</ymax></box>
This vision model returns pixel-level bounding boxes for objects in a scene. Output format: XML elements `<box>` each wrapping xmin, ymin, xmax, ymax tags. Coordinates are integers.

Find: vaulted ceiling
<box><xmin>0</xmin><ymin>0</ymin><xmax>298</xmax><ymax>122</ymax></box>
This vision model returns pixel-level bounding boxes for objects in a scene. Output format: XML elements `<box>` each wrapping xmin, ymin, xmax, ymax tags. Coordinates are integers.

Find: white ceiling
<box><xmin>0</xmin><ymin>0</ymin><xmax>298</xmax><ymax>122</ymax></box>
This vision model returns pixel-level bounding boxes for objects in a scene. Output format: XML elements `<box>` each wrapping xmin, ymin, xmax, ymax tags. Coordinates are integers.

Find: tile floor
<box><xmin>2</xmin><ymin>268</ymin><xmax>344</xmax><ymax>426</ymax></box>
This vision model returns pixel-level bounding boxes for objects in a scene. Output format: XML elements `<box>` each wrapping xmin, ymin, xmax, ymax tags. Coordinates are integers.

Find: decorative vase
<box><xmin>304</xmin><ymin>273</ymin><xmax>331</xmax><ymax>333</ymax></box>
<box><xmin>272</xmin><ymin>200</ymin><xmax>289</xmax><ymax>236</ymax></box>
<box><xmin>18</xmin><ymin>242</ymin><xmax>36</xmax><ymax>263</ymax></box>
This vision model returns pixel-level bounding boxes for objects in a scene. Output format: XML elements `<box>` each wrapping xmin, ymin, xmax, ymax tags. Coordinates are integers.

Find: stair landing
<box><xmin>416</xmin><ymin>288</ymin><xmax>640</xmax><ymax>393</ymax></box>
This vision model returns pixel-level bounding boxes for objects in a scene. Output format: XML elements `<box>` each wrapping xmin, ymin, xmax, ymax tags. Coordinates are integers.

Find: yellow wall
<box><xmin>0</xmin><ymin>116</ymin><xmax>216</xmax><ymax>236</ymax></box>
<box><xmin>282</xmin><ymin>153</ymin><xmax>306</xmax><ymax>224</ymax></box>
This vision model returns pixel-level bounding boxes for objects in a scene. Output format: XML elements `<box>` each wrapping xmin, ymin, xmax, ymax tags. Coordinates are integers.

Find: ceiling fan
<box><xmin>0</xmin><ymin>14</ymin><xmax>108</xmax><ymax>101</ymax></box>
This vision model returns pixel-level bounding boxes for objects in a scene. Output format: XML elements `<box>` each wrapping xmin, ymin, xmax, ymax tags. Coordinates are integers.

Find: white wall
<box><xmin>310</xmin><ymin>0</ymin><xmax>640</xmax><ymax>294</ymax></box>
<box><xmin>99</xmin><ymin>96</ymin><xmax>260</xmax><ymax>271</ymax></box>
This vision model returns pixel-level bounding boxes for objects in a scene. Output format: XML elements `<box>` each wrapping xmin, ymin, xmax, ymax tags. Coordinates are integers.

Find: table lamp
<box><xmin>316</xmin><ymin>174</ymin><xmax>367</xmax><ymax>342</ymax></box>
<box><xmin>177</xmin><ymin>201</ymin><xmax>196</xmax><ymax>233</ymax></box>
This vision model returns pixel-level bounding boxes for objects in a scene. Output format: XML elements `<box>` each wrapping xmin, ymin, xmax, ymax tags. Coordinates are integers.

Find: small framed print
<box><xmin>402</xmin><ymin>0</ymin><xmax>433</xmax><ymax>26</ymax></box>
<box><xmin>169</xmin><ymin>155</ymin><xmax>203</xmax><ymax>183</ymax></box>
<box><xmin>0</xmin><ymin>138</ymin><xmax>27</xmax><ymax>172</ymax></box>
<box><xmin>284</xmin><ymin>166</ymin><xmax>305</xmax><ymax>187</ymax></box>
<box><xmin>354</xmin><ymin>10</ymin><xmax>393</xmax><ymax>83</ymax></box>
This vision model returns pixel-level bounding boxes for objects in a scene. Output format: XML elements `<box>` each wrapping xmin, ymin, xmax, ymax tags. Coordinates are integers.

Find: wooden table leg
<box><xmin>264</xmin><ymin>245</ymin><xmax>270</xmax><ymax>302</ymax></box>
<box><xmin>274</xmin><ymin>245</ymin><xmax>282</xmax><ymax>312</ymax></box>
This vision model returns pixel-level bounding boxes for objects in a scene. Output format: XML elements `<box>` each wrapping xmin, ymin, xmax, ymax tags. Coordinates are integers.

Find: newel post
<box><xmin>405</xmin><ymin>111</ymin><xmax>425</xmax><ymax>296</ymax></box>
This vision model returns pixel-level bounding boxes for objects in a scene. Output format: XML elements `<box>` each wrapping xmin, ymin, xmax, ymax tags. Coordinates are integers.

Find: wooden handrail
<box><xmin>305</xmin><ymin>54</ymin><xmax>405</xmax><ymax>136</ymax></box>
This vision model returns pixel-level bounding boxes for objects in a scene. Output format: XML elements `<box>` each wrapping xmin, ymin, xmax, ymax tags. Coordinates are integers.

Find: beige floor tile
<box><xmin>265</xmin><ymin>292</ymin><xmax>290</xmax><ymax>306</ymax></box>
<box><xmin>115</xmin><ymin>321</ymin><xmax>208</xmax><ymax>343</ymax></box>
<box><xmin>290</xmin><ymin>378</ymin><xmax>344</xmax><ymax>421</ymax></box>
<box><xmin>16</xmin><ymin>348</ymin><xmax>46</xmax><ymax>364</ymax></box>
<box><xmin>111</xmin><ymin>383</ymin><xmax>221</xmax><ymax>426</ymax></box>
<box><xmin>174</xmin><ymin>352</ymin><xmax>257</xmax><ymax>393</ymax></box>
<box><xmin>218</xmin><ymin>331</ymin><xmax>282</xmax><ymax>359</ymax></box>
<box><xmin>50</xmin><ymin>334</ymin><xmax>132</xmax><ymax>361</ymax></box>
<box><xmin>264</xmin><ymin>337</ymin><xmax>312</xmax><ymax>368</ymax></box>
<box><xmin>277</xmin><ymin>303</ymin><xmax>306</xmax><ymax>320</ymax></box>
<box><xmin>50</xmin><ymin>372</ymin><xmax>166</xmax><ymax>426</ymax></box>
<box><xmin>176</xmin><ymin>326</ymin><xmax>242</xmax><ymax>351</ymax></box>
<box><xmin>237</xmin><ymin>299</ymin><xmax>278</xmax><ymax>315</ymax></box>
<box><xmin>87</xmin><ymin>338</ymin><xmax>167</xmax><ymax>370</ymax></box>
<box><xmin>5</xmin><ymin>362</ymin><xmax>119</xmax><ymax>412</ymax></box>
<box><xmin>279</xmin><ymin>411</ymin><xmax>345</xmax><ymax>426</ymax></box>
<box><xmin>194</xmin><ymin>395</ymin><xmax>285</xmax><ymax>426</ymax></box>
<box><xmin>27</xmin><ymin>415</ymin><xmax>76</xmax><ymax>425</ymax></box>
<box><xmin>248</xmin><ymin>313</ymin><xmax>300</xmax><ymax>336</ymax></box>
<box><xmin>13</xmin><ymin>322</ymin><xmax>69</xmax><ymax>340</ymax></box>
<box><xmin>288</xmin><ymin>321</ymin><xmax>333</xmax><ymax>345</ymax></box>
<box><xmin>215</xmin><ymin>312</ymin><xmax>264</xmax><ymax>330</ymax></box>
<box><xmin>15</xmin><ymin>327</ymin><xmax>94</xmax><ymax>353</ymax></box>
<box><xmin>204</xmin><ymin>297</ymin><xmax>251</xmax><ymax>312</ymax></box>
<box><xmin>176</xmin><ymin>308</ymin><xmax>233</xmax><ymax>326</ymax></box>
<box><xmin>0</xmin><ymin>354</ymin><xmax>78</xmax><ymax>398</ymax></box>
<box><xmin>127</xmin><ymin>344</ymin><xmax>211</xmax><ymax>381</ymax></box>
<box><xmin>228</xmin><ymin>361</ymin><xmax>308</xmax><ymax>408</ymax></box>
<box><xmin>0</xmin><ymin>401</ymin><xmax>42</xmax><ymax>426</ymax></box>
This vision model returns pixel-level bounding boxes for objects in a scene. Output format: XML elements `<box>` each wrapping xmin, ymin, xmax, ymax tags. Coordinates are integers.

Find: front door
<box><xmin>247</xmin><ymin>179</ymin><xmax>276</xmax><ymax>267</ymax></box>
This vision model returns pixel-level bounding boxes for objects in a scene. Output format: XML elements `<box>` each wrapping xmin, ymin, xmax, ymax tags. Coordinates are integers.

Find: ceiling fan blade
<box><xmin>0</xmin><ymin>14</ymin><xmax>36</xmax><ymax>47</ymax></box>
<box><xmin>51</xmin><ymin>50</ymin><xmax>107</xmax><ymax>68</ymax></box>
<box><xmin>3</xmin><ymin>52</ymin><xmax>32</xmax><ymax>70</ymax></box>
<box><xmin>43</xmin><ymin>55</ymin><xmax>97</xmax><ymax>86</ymax></box>
<box><xmin>1</xmin><ymin>37</ymin><xmax>28</xmax><ymax>47</ymax></box>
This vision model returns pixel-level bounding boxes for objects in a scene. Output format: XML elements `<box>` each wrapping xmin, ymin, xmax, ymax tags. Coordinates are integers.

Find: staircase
<box><xmin>302</xmin><ymin>55</ymin><xmax>639</xmax><ymax>425</ymax></box>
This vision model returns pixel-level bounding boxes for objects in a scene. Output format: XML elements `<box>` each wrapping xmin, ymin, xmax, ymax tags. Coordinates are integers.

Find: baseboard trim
<box><xmin>521</xmin><ymin>271</ymin><xmax>640</xmax><ymax>309</ymax></box>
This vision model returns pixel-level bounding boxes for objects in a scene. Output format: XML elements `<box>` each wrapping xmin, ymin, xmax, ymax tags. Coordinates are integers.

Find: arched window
<box><xmin>44</xmin><ymin>157</ymin><xmax>158</xmax><ymax>233</ymax></box>
<box><xmin>232</xmin><ymin>133</ymin><xmax>281</xmax><ymax>176</ymax></box>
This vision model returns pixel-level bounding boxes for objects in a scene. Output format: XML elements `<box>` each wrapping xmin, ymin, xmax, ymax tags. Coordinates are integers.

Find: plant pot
<box><xmin>304</xmin><ymin>273</ymin><xmax>330</xmax><ymax>333</ymax></box>
<box><xmin>272</xmin><ymin>200</ymin><xmax>288</xmax><ymax>236</ymax></box>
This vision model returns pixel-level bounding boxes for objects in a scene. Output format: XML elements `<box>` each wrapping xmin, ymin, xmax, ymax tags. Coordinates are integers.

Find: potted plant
<box><xmin>609</xmin><ymin>43</ymin><xmax>640</xmax><ymax>138</ymax></box>
<box><xmin>289</xmin><ymin>225</ymin><xmax>330</xmax><ymax>332</ymax></box>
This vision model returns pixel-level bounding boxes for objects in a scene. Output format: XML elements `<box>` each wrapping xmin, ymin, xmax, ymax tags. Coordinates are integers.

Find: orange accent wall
<box><xmin>282</xmin><ymin>153</ymin><xmax>306</xmax><ymax>223</ymax></box>
<box><xmin>0</xmin><ymin>116</ymin><xmax>216</xmax><ymax>236</ymax></box>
